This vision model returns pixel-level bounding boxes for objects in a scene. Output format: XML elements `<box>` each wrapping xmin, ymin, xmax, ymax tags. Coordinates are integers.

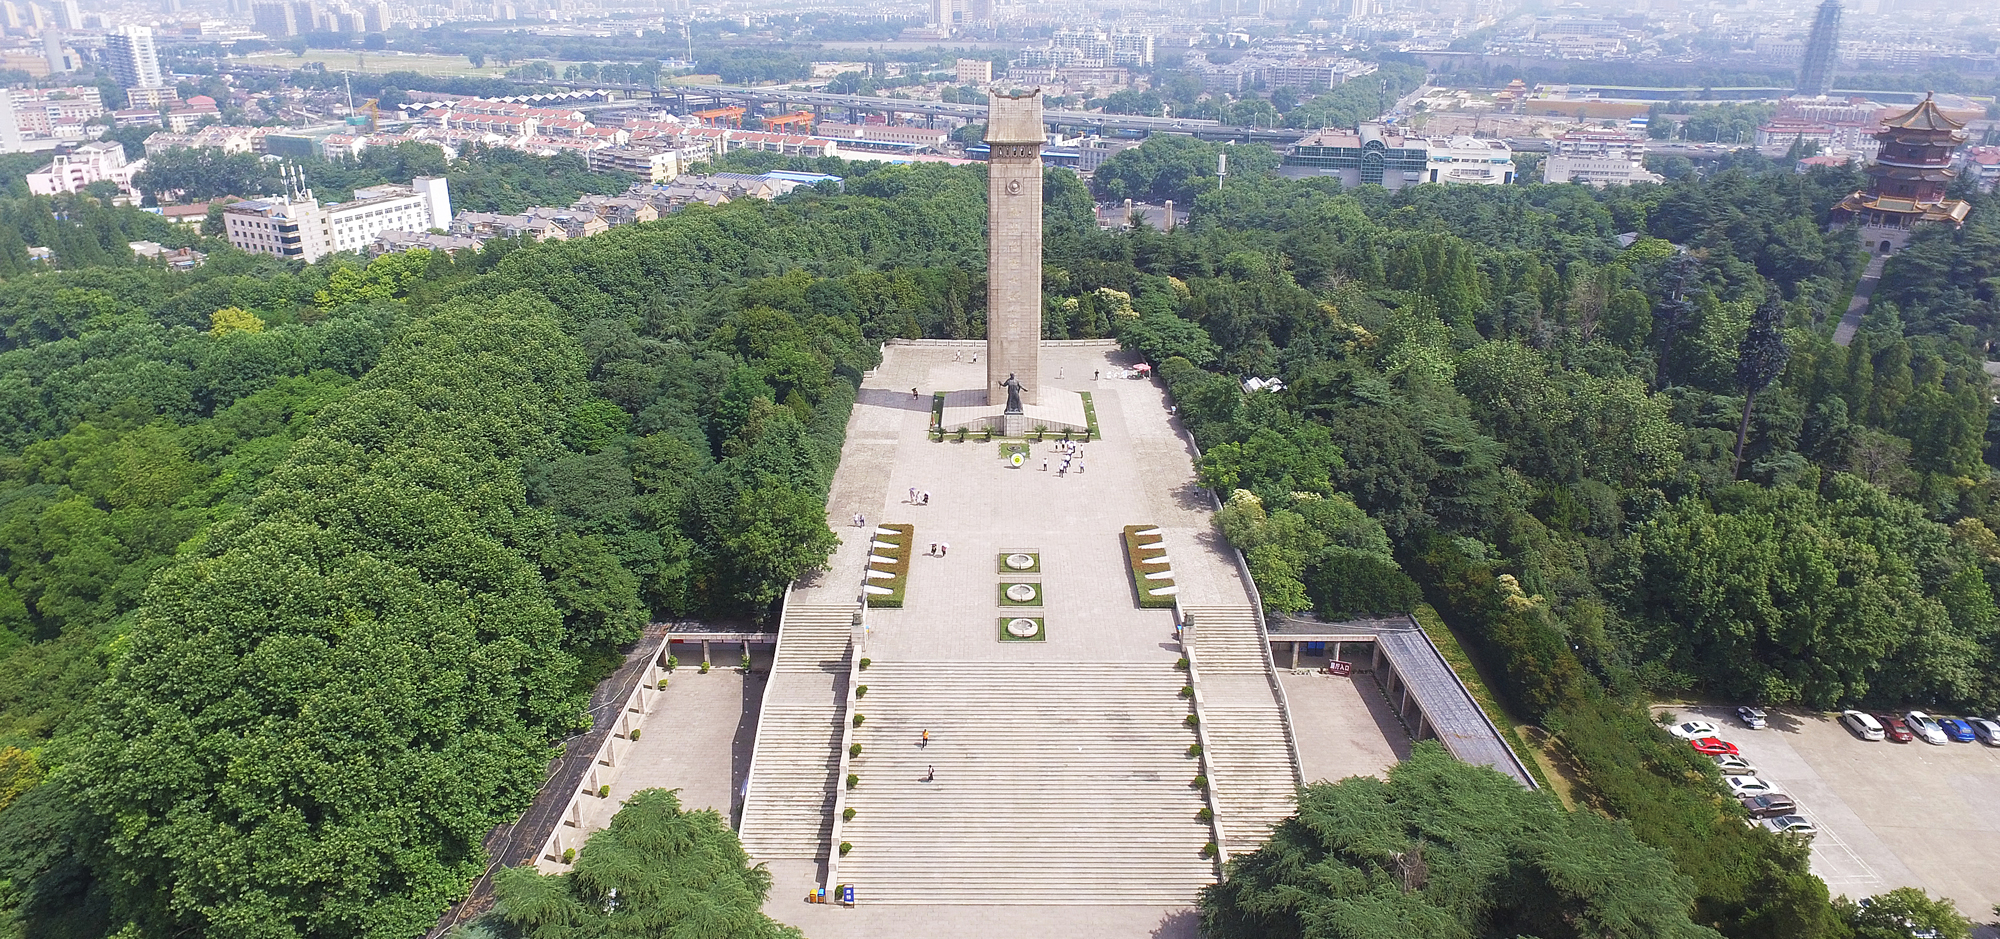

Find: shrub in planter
<box><xmin>599</xmin><ymin>784</ymin><xmax>611</xmax><ymax>798</ymax></box>
<box><xmin>849</xmin><ymin>742</ymin><xmax>862</xmax><ymax>758</ymax></box>
<box><xmin>1191</xmin><ymin>775</ymin><xmax>1208</xmax><ymax>790</ymax></box>
<box><xmin>858</xmin><ymin>657</ymin><xmax>871</xmax><ymax>670</ymax></box>
<box><xmin>856</xmin><ymin>685</ymin><xmax>868</xmax><ymax>697</ymax></box>
<box><xmin>1200</xmin><ymin>842</ymin><xmax>1218</xmax><ymax>859</ymax></box>
<box><xmin>1179</xmin><ymin>685</ymin><xmax>1194</xmax><ymax>699</ymax></box>
<box><xmin>839</xmin><ymin>842</ymin><xmax>852</xmax><ymax>856</ymax></box>
<box><xmin>846</xmin><ymin>773</ymin><xmax>859</xmax><ymax>790</ymax></box>
<box><xmin>842</xmin><ymin>807</ymin><xmax>856</xmax><ymax>822</ymax></box>
<box><xmin>1197</xmin><ymin>807</ymin><xmax>1213</xmax><ymax>823</ymax></box>
<box><xmin>1186</xmin><ymin>743</ymin><xmax>1202</xmax><ymax>758</ymax></box>
<box><xmin>739</xmin><ymin>653</ymin><xmax>751</xmax><ymax>670</ymax></box>
<box><xmin>562</xmin><ymin>848</ymin><xmax>576</xmax><ymax>864</ymax></box>
<box><xmin>699</xmin><ymin>661</ymin><xmax>710</xmax><ymax>674</ymax></box>
<box><xmin>956</xmin><ymin>427</ymin><xmax>969</xmax><ymax>442</ymax></box>
<box><xmin>1184</xmin><ymin>714</ymin><xmax>1199</xmax><ymax>728</ymax></box>
<box><xmin>1175</xmin><ymin>657</ymin><xmax>1189</xmax><ymax>671</ymax></box>
<box><xmin>629</xmin><ymin>728</ymin><xmax>640</xmax><ymax>741</ymax></box>
<box><xmin>665</xmin><ymin>655</ymin><xmax>678</xmax><ymax>671</ymax></box>
<box><xmin>853</xmin><ymin>714</ymin><xmax>866</xmax><ymax>727</ymax></box>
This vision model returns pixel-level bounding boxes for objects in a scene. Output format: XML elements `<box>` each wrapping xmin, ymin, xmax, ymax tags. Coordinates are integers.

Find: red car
<box><xmin>1875</xmin><ymin>713</ymin><xmax>1915</xmax><ymax>743</ymax></box>
<box><xmin>1690</xmin><ymin>736</ymin><xmax>1740</xmax><ymax>757</ymax></box>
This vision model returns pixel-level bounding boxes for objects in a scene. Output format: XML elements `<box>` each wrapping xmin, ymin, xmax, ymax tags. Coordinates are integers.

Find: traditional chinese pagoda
<box><xmin>1831</xmin><ymin>93</ymin><xmax>1972</xmax><ymax>254</ymax></box>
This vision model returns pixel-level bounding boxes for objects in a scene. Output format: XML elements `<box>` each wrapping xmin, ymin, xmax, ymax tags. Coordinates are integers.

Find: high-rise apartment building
<box><xmin>251</xmin><ymin>0</ymin><xmax>298</xmax><ymax>36</ymax></box>
<box><xmin>50</xmin><ymin>0</ymin><xmax>78</xmax><ymax>29</ymax></box>
<box><xmin>361</xmin><ymin>1</ymin><xmax>390</xmax><ymax>32</ymax></box>
<box><xmin>1797</xmin><ymin>0</ymin><xmax>1842</xmax><ymax>97</ymax></box>
<box><xmin>104</xmin><ymin>25</ymin><xmax>164</xmax><ymax>90</ymax></box>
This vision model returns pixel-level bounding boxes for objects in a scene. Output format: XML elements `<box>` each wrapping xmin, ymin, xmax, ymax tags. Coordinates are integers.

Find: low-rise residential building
<box><xmin>12</xmin><ymin>85</ymin><xmax>103</xmax><ymax>138</ymax></box>
<box><xmin>223</xmin><ymin>177</ymin><xmax>451</xmax><ymax>262</ymax></box>
<box><xmin>143</xmin><ymin>125</ymin><xmax>266</xmax><ymax>156</ymax></box>
<box><xmin>587</xmin><ymin>145</ymin><xmax>685</xmax><ymax>182</ymax></box>
<box><xmin>955</xmin><ymin>58</ymin><xmax>992</xmax><ymax>84</ymax></box>
<box><xmin>129</xmin><ymin>240</ymin><xmax>205</xmax><ymax>269</ymax></box>
<box><xmin>1962</xmin><ymin>146</ymin><xmax>2000</xmax><ymax>192</ymax></box>
<box><xmin>26</xmin><ymin>141</ymin><xmax>142</xmax><ymax>195</ymax></box>
<box><xmin>1283</xmin><ymin>126</ymin><xmax>1516</xmax><ymax>188</ymax></box>
<box><xmin>370</xmin><ymin>230</ymin><xmax>486</xmax><ymax>255</ymax></box>
<box><xmin>1543</xmin><ymin>129</ymin><xmax>1663</xmax><ymax>186</ymax></box>
<box><xmin>813</xmin><ymin>121</ymin><xmax>950</xmax><ymax>149</ymax></box>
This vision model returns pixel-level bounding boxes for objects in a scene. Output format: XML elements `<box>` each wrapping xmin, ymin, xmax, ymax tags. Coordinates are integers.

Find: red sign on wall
<box><xmin>1325</xmin><ymin>661</ymin><xmax>1353</xmax><ymax>677</ymax></box>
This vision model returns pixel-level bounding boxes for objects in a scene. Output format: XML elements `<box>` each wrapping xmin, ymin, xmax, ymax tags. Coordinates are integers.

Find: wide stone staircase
<box><xmin>1181</xmin><ymin>605</ymin><xmax>1302</xmax><ymax>859</ymax></box>
<box><xmin>736</xmin><ymin>603</ymin><xmax>854</xmax><ymax>860</ymax></box>
<box><xmin>835</xmin><ymin>661</ymin><xmax>1216</xmax><ymax>904</ymax></box>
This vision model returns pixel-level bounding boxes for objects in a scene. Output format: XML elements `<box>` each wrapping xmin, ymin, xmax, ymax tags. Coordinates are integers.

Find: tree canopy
<box><xmin>1201</xmin><ymin>742</ymin><xmax>1720</xmax><ymax>939</ymax></box>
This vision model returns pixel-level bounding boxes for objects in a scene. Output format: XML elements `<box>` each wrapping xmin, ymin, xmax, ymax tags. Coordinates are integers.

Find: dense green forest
<box><xmin>0</xmin><ymin>131</ymin><xmax>1992</xmax><ymax>937</ymax></box>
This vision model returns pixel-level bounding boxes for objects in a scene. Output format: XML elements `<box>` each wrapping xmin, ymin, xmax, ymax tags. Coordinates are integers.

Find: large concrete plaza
<box><xmin>1665</xmin><ymin>704</ymin><xmax>2000</xmax><ymax>929</ymax></box>
<box><xmin>766</xmin><ymin>340</ymin><xmax>1273</xmax><ymax>934</ymax></box>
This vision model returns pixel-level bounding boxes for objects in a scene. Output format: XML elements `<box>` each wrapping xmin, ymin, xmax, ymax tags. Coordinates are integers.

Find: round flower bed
<box><xmin>1005</xmin><ymin>553</ymin><xmax>1035</xmax><ymax>570</ymax></box>
<box><xmin>1005</xmin><ymin>583</ymin><xmax>1038</xmax><ymax>602</ymax></box>
<box><xmin>1006</xmin><ymin>617</ymin><xmax>1039</xmax><ymax>638</ymax></box>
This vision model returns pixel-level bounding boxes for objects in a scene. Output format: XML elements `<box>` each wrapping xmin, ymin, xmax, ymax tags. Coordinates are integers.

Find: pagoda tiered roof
<box><xmin>1881</xmin><ymin>93</ymin><xmax>1965</xmax><ymax>132</ymax></box>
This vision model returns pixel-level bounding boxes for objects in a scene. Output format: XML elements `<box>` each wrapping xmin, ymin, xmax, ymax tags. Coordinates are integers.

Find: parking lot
<box><xmin>1662</xmin><ymin>705</ymin><xmax>2000</xmax><ymax>927</ymax></box>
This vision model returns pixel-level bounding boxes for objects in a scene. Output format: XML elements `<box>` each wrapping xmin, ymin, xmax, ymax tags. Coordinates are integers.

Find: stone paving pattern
<box><xmin>772</xmin><ymin>341</ymin><xmax>1265</xmax><ymax>925</ymax></box>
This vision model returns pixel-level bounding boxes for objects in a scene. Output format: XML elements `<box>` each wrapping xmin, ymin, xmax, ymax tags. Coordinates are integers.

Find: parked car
<box><xmin>1725</xmin><ymin>775</ymin><xmax>1774</xmax><ymax>795</ymax></box>
<box><xmin>1713</xmin><ymin>755</ymin><xmax>1757</xmax><ymax>775</ymax></box>
<box><xmin>1741</xmin><ymin>793</ymin><xmax>1798</xmax><ymax>818</ymax></box>
<box><xmin>1691</xmin><ymin>737</ymin><xmax>1740</xmax><ymax>757</ymax></box>
<box><xmin>1876</xmin><ymin>713</ymin><xmax>1915</xmax><ymax>743</ymax></box>
<box><xmin>1937</xmin><ymin>717</ymin><xmax>1977</xmax><ymax>742</ymax></box>
<box><xmin>1668</xmin><ymin>720</ymin><xmax>1720</xmax><ymax>740</ymax></box>
<box><xmin>1736</xmin><ymin>706</ymin><xmax>1769</xmax><ymax>730</ymax></box>
<box><xmin>1969</xmin><ymin>718</ymin><xmax>2000</xmax><ymax>747</ymax></box>
<box><xmin>1840</xmin><ymin>710</ymin><xmax>1885</xmax><ymax>741</ymax></box>
<box><xmin>1904</xmin><ymin>711</ymin><xmax>1949</xmax><ymax>746</ymax></box>
<box><xmin>1761</xmin><ymin>815</ymin><xmax>1818</xmax><ymax>838</ymax></box>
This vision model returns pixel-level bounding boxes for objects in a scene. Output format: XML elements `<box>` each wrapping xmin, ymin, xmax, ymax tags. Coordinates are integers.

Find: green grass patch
<box><xmin>998</xmin><ymin>582</ymin><xmax>1044</xmax><ymax>607</ymax></box>
<box><xmin>1411</xmin><ymin>601</ymin><xmax>1559</xmax><ymax>796</ymax></box>
<box><xmin>1000</xmin><ymin>441</ymin><xmax>1030</xmax><ymax>460</ymax></box>
<box><xmin>1080</xmin><ymin>391</ymin><xmax>1100</xmax><ymax>440</ymax></box>
<box><xmin>864</xmin><ymin>523</ymin><xmax>914</xmax><ymax>609</ymax></box>
<box><xmin>996</xmin><ymin>551</ymin><xmax>1040</xmax><ymax>574</ymax></box>
<box><xmin>1123</xmin><ymin>525</ymin><xmax>1176</xmax><ymax>609</ymax></box>
<box><xmin>998</xmin><ymin>616</ymin><xmax>1046</xmax><ymax>642</ymax></box>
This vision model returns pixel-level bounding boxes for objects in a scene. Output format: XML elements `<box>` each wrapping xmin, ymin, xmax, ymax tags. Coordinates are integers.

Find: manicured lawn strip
<box><xmin>998</xmin><ymin>582</ymin><xmax>1044</xmax><ymax>607</ymax></box>
<box><xmin>1123</xmin><ymin>525</ymin><xmax>1175</xmax><ymax>609</ymax></box>
<box><xmin>1413</xmin><ymin>602</ymin><xmax>1563</xmax><ymax>799</ymax></box>
<box><xmin>931</xmin><ymin>392</ymin><xmax>944</xmax><ymax>434</ymax></box>
<box><xmin>1080</xmin><ymin>391</ymin><xmax>1099</xmax><ymax>439</ymax></box>
<box><xmin>866</xmin><ymin>523</ymin><xmax>914</xmax><ymax>608</ymax></box>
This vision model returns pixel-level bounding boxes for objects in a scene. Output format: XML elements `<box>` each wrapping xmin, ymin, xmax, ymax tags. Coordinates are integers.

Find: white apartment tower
<box><xmin>105</xmin><ymin>25</ymin><xmax>164</xmax><ymax>89</ymax></box>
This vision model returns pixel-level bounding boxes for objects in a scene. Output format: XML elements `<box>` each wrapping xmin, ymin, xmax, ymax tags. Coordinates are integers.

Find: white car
<box><xmin>1736</xmin><ymin>706</ymin><xmax>1769</xmax><ymax>730</ymax></box>
<box><xmin>1969</xmin><ymin>718</ymin><xmax>2000</xmax><ymax>747</ymax></box>
<box><xmin>1668</xmin><ymin>720</ymin><xmax>1720</xmax><ymax>740</ymax></box>
<box><xmin>1761</xmin><ymin>815</ymin><xmax>1818</xmax><ymax>838</ymax></box>
<box><xmin>1840</xmin><ymin>710</ymin><xmax>1885</xmax><ymax>741</ymax></box>
<box><xmin>1725</xmin><ymin>775</ymin><xmax>1774</xmax><ymax>795</ymax></box>
<box><xmin>1904</xmin><ymin>710</ymin><xmax>1949</xmax><ymax>746</ymax></box>
<box><xmin>1713</xmin><ymin>755</ymin><xmax>1757</xmax><ymax>775</ymax></box>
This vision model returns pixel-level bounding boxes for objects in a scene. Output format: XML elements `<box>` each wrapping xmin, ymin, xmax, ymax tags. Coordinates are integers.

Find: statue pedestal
<box><xmin>939</xmin><ymin>389</ymin><xmax>1089</xmax><ymax>436</ymax></box>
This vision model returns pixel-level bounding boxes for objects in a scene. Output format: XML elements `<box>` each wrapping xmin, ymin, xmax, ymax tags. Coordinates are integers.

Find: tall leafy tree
<box><xmin>1732</xmin><ymin>293</ymin><xmax>1791</xmax><ymax>476</ymax></box>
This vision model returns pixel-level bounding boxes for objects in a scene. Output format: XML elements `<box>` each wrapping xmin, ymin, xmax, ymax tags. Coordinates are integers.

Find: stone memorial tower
<box><xmin>985</xmin><ymin>89</ymin><xmax>1043</xmax><ymax>406</ymax></box>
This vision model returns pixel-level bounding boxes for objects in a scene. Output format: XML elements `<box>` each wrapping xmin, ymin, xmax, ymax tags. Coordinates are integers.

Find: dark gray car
<box><xmin>1741</xmin><ymin>793</ymin><xmax>1798</xmax><ymax>818</ymax></box>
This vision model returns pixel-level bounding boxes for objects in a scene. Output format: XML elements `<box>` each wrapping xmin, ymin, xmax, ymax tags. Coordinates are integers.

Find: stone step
<box><xmin>737</xmin><ymin>606</ymin><xmax>854</xmax><ymax>861</ymax></box>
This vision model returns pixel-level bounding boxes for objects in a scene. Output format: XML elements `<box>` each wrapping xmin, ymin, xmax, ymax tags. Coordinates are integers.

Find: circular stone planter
<box><xmin>1005</xmin><ymin>553</ymin><xmax>1035</xmax><ymax>570</ymax></box>
<box><xmin>1005</xmin><ymin>583</ymin><xmax>1038</xmax><ymax>602</ymax></box>
<box><xmin>1006</xmin><ymin>617</ymin><xmax>1039</xmax><ymax>638</ymax></box>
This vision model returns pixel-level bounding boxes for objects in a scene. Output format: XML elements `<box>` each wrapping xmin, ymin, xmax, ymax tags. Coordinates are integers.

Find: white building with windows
<box><xmin>1542</xmin><ymin>129</ymin><xmax>1664</xmax><ymax>186</ymax></box>
<box><xmin>26</xmin><ymin>141</ymin><xmax>143</xmax><ymax>195</ymax></box>
<box><xmin>223</xmin><ymin>177</ymin><xmax>451</xmax><ymax>262</ymax></box>
<box><xmin>1424</xmin><ymin>136</ymin><xmax>1517</xmax><ymax>185</ymax></box>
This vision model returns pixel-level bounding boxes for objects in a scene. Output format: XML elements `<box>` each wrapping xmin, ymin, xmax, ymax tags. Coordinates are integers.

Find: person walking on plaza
<box><xmin>924</xmin><ymin>766</ymin><xmax>935</xmax><ymax>782</ymax></box>
<box><xmin>909</xmin><ymin>487</ymin><xmax>917</xmax><ymax>503</ymax></box>
<box><xmin>940</xmin><ymin>541</ymin><xmax>949</xmax><ymax>557</ymax></box>
<box><xmin>921</xmin><ymin>729</ymin><xmax>930</xmax><ymax>747</ymax></box>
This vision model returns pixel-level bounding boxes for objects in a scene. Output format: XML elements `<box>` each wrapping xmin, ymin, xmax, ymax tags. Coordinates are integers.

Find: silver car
<box><xmin>1761</xmin><ymin>815</ymin><xmax>1818</xmax><ymax>838</ymax></box>
<box><xmin>1904</xmin><ymin>710</ymin><xmax>1949</xmax><ymax>746</ymax></box>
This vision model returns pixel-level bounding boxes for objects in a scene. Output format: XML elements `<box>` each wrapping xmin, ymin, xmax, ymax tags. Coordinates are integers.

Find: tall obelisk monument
<box><xmin>985</xmin><ymin>89</ymin><xmax>1043</xmax><ymax>406</ymax></box>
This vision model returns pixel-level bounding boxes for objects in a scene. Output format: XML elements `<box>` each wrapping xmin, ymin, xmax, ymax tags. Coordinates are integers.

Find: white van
<box><xmin>1840</xmin><ymin>710</ymin><xmax>1884</xmax><ymax>741</ymax></box>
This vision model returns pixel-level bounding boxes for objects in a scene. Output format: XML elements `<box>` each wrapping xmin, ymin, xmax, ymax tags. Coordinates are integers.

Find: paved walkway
<box><xmin>1833</xmin><ymin>254</ymin><xmax>1888</xmax><ymax>346</ymax></box>
<box><xmin>1278</xmin><ymin>669</ymin><xmax>1411</xmax><ymax>786</ymax></box>
<box><xmin>770</xmin><ymin>341</ymin><xmax>1256</xmax><ymax>928</ymax></box>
